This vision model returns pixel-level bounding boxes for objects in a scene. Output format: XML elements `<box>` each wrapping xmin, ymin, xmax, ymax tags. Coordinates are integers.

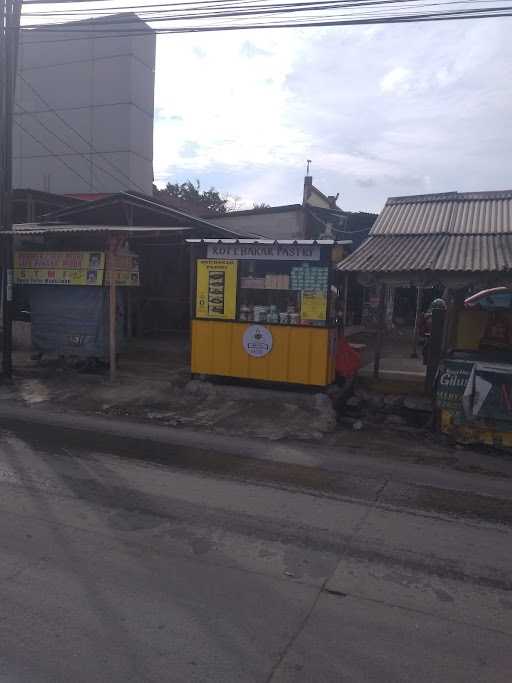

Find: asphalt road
<box><xmin>0</xmin><ymin>424</ymin><xmax>511</xmax><ymax>682</ymax></box>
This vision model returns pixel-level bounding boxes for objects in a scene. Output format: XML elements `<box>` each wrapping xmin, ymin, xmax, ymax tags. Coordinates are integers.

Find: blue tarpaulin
<box><xmin>29</xmin><ymin>286</ymin><xmax>125</xmax><ymax>358</ymax></box>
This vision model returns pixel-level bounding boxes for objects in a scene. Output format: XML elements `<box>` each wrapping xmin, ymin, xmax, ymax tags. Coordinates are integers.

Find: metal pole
<box><xmin>1</xmin><ymin>0</ymin><xmax>9</xmax><ymax>377</ymax></box>
<box><xmin>0</xmin><ymin>0</ymin><xmax>22</xmax><ymax>379</ymax></box>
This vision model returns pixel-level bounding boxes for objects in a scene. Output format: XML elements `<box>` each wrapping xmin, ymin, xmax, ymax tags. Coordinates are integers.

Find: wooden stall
<box><xmin>187</xmin><ymin>239</ymin><xmax>349</xmax><ymax>387</ymax></box>
<box><xmin>436</xmin><ymin>287</ymin><xmax>512</xmax><ymax>447</ymax></box>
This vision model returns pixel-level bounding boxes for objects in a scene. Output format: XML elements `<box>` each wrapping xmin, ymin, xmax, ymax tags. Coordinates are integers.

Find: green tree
<box><xmin>152</xmin><ymin>180</ymin><xmax>228</xmax><ymax>215</ymax></box>
<box><xmin>252</xmin><ymin>202</ymin><xmax>271</xmax><ymax>210</ymax></box>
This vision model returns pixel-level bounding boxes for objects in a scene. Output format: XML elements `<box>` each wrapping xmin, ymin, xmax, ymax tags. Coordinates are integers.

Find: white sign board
<box><xmin>207</xmin><ymin>243</ymin><xmax>320</xmax><ymax>261</ymax></box>
<box><xmin>243</xmin><ymin>325</ymin><xmax>273</xmax><ymax>358</ymax></box>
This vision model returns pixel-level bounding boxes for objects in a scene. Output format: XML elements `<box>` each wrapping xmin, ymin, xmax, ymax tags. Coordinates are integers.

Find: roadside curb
<box><xmin>0</xmin><ymin>401</ymin><xmax>311</xmax><ymax>462</ymax></box>
<box><xmin>0</xmin><ymin>402</ymin><xmax>511</xmax><ymax>506</ymax></box>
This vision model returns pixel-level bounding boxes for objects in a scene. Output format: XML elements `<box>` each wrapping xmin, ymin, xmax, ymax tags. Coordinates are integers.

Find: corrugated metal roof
<box><xmin>6</xmin><ymin>224</ymin><xmax>194</xmax><ymax>235</ymax></box>
<box><xmin>338</xmin><ymin>234</ymin><xmax>512</xmax><ymax>273</ymax></box>
<box><xmin>386</xmin><ymin>190</ymin><xmax>512</xmax><ymax>203</ymax></box>
<box><xmin>201</xmin><ymin>204</ymin><xmax>302</xmax><ymax>218</ymax></box>
<box><xmin>386</xmin><ymin>192</ymin><xmax>458</xmax><ymax>204</ymax></box>
<box><xmin>438</xmin><ymin>235</ymin><xmax>512</xmax><ymax>271</ymax></box>
<box><xmin>186</xmin><ymin>238</ymin><xmax>351</xmax><ymax>245</ymax></box>
<box><xmin>371</xmin><ymin>198</ymin><xmax>455</xmax><ymax>236</ymax></box>
<box><xmin>450</xmin><ymin>197</ymin><xmax>512</xmax><ymax>234</ymax></box>
<box><xmin>371</xmin><ymin>190</ymin><xmax>512</xmax><ymax>237</ymax></box>
<box><xmin>338</xmin><ymin>235</ymin><xmax>446</xmax><ymax>272</ymax></box>
<box><xmin>39</xmin><ymin>191</ymin><xmax>254</xmax><ymax>239</ymax></box>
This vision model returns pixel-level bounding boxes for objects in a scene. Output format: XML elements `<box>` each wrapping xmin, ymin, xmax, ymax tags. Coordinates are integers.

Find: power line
<box><xmin>17</xmin><ymin>72</ymin><xmax>151</xmax><ymax>195</ymax></box>
<box><xmin>24</xmin><ymin>1</ymin><xmax>500</xmax><ymax>25</ymax></box>
<box><xmin>332</xmin><ymin>224</ymin><xmax>376</xmax><ymax>233</ymax></box>
<box><xmin>14</xmin><ymin>3</ymin><xmax>512</xmax><ymax>42</ymax></box>
<box><xmin>23</xmin><ymin>0</ymin><xmax>263</xmax><ymax>14</ymax></box>
<box><xmin>19</xmin><ymin>0</ymin><xmax>456</xmax><ymax>14</ymax></box>
<box><xmin>18</xmin><ymin>0</ymin><xmax>508</xmax><ymax>9</ymax></box>
<box><xmin>20</xmin><ymin>5</ymin><xmax>511</xmax><ymax>27</ymax></box>
<box><xmin>16</xmin><ymin>0</ymin><xmax>512</xmax><ymax>26</ymax></box>
<box><xmin>22</xmin><ymin>0</ymin><xmax>506</xmax><ymax>20</ymax></box>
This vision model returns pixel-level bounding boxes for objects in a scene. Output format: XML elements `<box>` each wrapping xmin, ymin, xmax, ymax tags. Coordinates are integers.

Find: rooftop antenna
<box><xmin>306</xmin><ymin>159</ymin><xmax>312</xmax><ymax>176</ymax></box>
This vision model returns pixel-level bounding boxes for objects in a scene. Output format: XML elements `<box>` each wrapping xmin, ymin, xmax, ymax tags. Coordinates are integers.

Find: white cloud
<box><xmin>153</xmin><ymin>29</ymin><xmax>312</xmax><ymax>197</ymax></box>
<box><xmin>153</xmin><ymin>20</ymin><xmax>512</xmax><ymax>212</ymax></box>
<box><xmin>380</xmin><ymin>66</ymin><xmax>412</xmax><ymax>93</ymax></box>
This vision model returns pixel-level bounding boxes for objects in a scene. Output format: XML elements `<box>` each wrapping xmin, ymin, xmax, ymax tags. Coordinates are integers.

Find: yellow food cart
<box><xmin>187</xmin><ymin>239</ymin><xmax>349</xmax><ymax>386</ymax></box>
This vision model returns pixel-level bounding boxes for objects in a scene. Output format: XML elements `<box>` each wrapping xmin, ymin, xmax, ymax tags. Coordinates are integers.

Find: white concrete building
<box><xmin>14</xmin><ymin>13</ymin><xmax>155</xmax><ymax>196</ymax></box>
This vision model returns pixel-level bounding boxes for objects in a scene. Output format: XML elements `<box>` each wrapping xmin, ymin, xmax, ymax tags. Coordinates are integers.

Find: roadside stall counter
<box><xmin>436</xmin><ymin>288</ymin><xmax>512</xmax><ymax>447</ymax></box>
<box><xmin>187</xmin><ymin>239</ymin><xmax>349</xmax><ymax>387</ymax></box>
<box><xmin>13</xmin><ymin>249</ymin><xmax>140</xmax><ymax>363</ymax></box>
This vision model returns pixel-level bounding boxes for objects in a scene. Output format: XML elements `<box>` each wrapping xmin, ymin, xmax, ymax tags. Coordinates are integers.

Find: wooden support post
<box><xmin>188</xmin><ymin>245</ymin><xmax>196</xmax><ymax>373</ymax></box>
<box><xmin>411</xmin><ymin>285</ymin><xmax>422</xmax><ymax>358</ymax></box>
<box><xmin>425</xmin><ymin>298</ymin><xmax>447</xmax><ymax>395</ymax></box>
<box><xmin>373</xmin><ymin>283</ymin><xmax>386</xmax><ymax>380</ymax></box>
<box><xmin>442</xmin><ymin>289</ymin><xmax>461</xmax><ymax>355</ymax></box>
<box><xmin>108</xmin><ymin>237</ymin><xmax>117</xmax><ymax>382</ymax></box>
<box><xmin>342</xmin><ymin>273</ymin><xmax>349</xmax><ymax>327</ymax></box>
<box><xmin>126</xmin><ymin>288</ymin><xmax>133</xmax><ymax>339</ymax></box>
<box><xmin>135</xmin><ymin>299</ymin><xmax>143</xmax><ymax>338</ymax></box>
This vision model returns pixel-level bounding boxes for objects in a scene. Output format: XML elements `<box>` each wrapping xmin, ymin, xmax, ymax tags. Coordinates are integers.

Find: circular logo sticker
<box><xmin>243</xmin><ymin>325</ymin><xmax>273</xmax><ymax>358</ymax></box>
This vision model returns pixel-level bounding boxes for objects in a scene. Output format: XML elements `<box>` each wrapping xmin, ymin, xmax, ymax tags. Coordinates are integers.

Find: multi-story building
<box><xmin>14</xmin><ymin>13</ymin><xmax>155</xmax><ymax>195</ymax></box>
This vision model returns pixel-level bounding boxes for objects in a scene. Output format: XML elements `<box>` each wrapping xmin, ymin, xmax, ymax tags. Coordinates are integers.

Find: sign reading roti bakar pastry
<box><xmin>206</xmin><ymin>244</ymin><xmax>321</xmax><ymax>261</ymax></box>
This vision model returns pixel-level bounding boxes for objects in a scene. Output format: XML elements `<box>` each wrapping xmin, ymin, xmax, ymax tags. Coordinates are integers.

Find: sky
<box><xmin>153</xmin><ymin>18</ymin><xmax>512</xmax><ymax>214</ymax></box>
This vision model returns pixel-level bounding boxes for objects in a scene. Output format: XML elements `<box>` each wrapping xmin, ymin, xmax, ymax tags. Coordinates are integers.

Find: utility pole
<box><xmin>0</xmin><ymin>0</ymin><xmax>22</xmax><ymax>379</ymax></box>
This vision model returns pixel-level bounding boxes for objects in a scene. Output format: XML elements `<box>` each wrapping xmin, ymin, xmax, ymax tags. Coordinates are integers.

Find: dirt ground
<box><xmin>1</xmin><ymin>333</ymin><xmax>505</xmax><ymax>468</ymax></box>
<box><xmin>7</xmin><ymin>350</ymin><xmax>339</xmax><ymax>442</ymax></box>
<box><xmin>0</xmin><ymin>351</ymin><xmax>448</xmax><ymax>468</ymax></box>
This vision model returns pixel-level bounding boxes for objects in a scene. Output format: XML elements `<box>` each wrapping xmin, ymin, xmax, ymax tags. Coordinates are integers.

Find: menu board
<box><xmin>105</xmin><ymin>270</ymin><xmax>140</xmax><ymax>287</ymax></box>
<box><xmin>14</xmin><ymin>251</ymin><xmax>105</xmax><ymax>286</ymax></box>
<box><xmin>301</xmin><ymin>291</ymin><xmax>327</xmax><ymax>322</ymax></box>
<box><xmin>111</xmin><ymin>254</ymin><xmax>140</xmax><ymax>271</ymax></box>
<box><xmin>196</xmin><ymin>259</ymin><xmax>238</xmax><ymax>319</ymax></box>
<box><xmin>15</xmin><ymin>251</ymin><xmax>105</xmax><ymax>270</ymax></box>
<box><xmin>15</xmin><ymin>268</ymin><xmax>104</xmax><ymax>286</ymax></box>
<box><xmin>14</xmin><ymin>251</ymin><xmax>140</xmax><ymax>287</ymax></box>
<box><xmin>105</xmin><ymin>253</ymin><xmax>140</xmax><ymax>287</ymax></box>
